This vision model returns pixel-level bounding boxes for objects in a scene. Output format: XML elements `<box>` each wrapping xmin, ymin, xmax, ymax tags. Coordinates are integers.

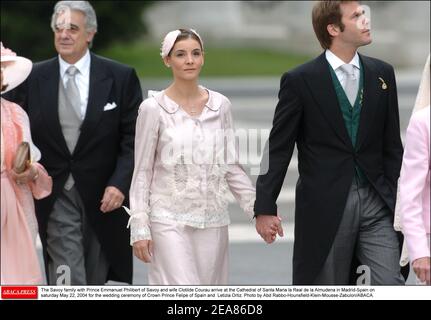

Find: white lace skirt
<box><xmin>148</xmin><ymin>221</ymin><xmax>229</xmax><ymax>285</ymax></box>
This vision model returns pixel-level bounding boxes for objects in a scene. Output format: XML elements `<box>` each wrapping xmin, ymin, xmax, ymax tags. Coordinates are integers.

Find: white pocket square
<box><xmin>103</xmin><ymin>102</ymin><xmax>117</xmax><ymax>111</ymax></box>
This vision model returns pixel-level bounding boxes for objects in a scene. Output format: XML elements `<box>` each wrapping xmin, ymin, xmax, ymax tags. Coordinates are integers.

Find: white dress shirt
<box><xmin>325</xmin><ymin>49</ymin><xmax>361</xmax><ymax>88</ymax></box>
<box><xmin>59</xmin><ymin>50</ymin><xmax>91</xmax><ymax>120</ymax></box>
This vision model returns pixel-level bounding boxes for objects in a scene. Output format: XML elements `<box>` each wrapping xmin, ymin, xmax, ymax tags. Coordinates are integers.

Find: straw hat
<box><xmin>1</xmin><ymin>42</ymin><xmax>32</xmax><ymax>94</ymax></box>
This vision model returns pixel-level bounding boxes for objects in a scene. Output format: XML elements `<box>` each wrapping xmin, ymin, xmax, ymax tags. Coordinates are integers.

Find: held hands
<box><xmin>133</xmin><ymin>240</ymin><xmax>153</xmax><ymax>263</ymax></box>
<box><xmin>100</xmin><ymin>186</ymin><xmax>125</xmax><ymax>213</ymax></box>
<box><xmin>255</xmin><ymin>215</ymin><xmax>284</xmax><ymax>244</ymax></box>
<box><xmin>11</xmin><ymin>163</ymin><xmax>39</xmax><ymax>185</ymax></box>
<box><xmin>412</xmin><ymin>257</ymin><xmax>430</xmax><ymax>285</ymax></box>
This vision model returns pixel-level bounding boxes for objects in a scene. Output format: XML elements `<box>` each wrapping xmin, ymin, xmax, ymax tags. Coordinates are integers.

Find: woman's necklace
<box><xmin>182</xmin><ymin>103</ymin><xmax>200</xmax><ymax>116</ymax></box>
<box><xmin>168</xmin><ymin>87</ymin><xmax>204</xmax><ymax>116</ymax></box>
<box><xmin>189</xmin><ymin>106</ymin><xmax>198</xmax><ymax>116</ymax></box>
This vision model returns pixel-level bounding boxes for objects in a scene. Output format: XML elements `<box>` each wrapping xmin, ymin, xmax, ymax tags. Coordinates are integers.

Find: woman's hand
<box><xmin>412</xmin><ymin>257</ymin><xmax>430</xmax><ymax>285</ymax></box>
<box><xmin>10</xmin><ymin>163</ymin><xmax>39</xmax><ymax>185</ymax></box>
<box><xmin>133</xmin><ymin>240</ymin><xmax>153</xmax><ymax>263</ymax></box>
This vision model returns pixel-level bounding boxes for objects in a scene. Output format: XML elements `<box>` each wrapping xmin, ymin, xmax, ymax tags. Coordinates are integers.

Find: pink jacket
<box><xmin>399</xmin><ymin>106</ymin><xmax>430</xmax><ymax>262</ymax></box>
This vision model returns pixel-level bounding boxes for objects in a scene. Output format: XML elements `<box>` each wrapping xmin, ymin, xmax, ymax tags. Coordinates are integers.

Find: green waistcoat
<box><xmin>329</xmin><ymin>62</ymin><xmax>368</xmax><ymax>185</ymax></box>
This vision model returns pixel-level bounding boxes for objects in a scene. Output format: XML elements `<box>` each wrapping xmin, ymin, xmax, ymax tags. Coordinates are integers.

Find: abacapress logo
<box><xmin>1</xmin><ymin>286</ymin><xmax>38</xmax><ymax>299</ymax></box>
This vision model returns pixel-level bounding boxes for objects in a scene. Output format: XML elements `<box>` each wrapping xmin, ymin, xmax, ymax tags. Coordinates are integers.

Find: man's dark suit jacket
<box><xmin>7</xmin><ymin>53</ymin><xmax>143</xmax><ymax>283</ymax></box>
<box><xmin>254</xmin><ymin>52</ymin><xmax>403</xmax><ymax>284</ymax></box>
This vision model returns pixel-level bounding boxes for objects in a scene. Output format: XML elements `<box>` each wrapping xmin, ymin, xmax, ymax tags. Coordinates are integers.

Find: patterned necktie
<box><xmin>65</xmin><ymin>66</ymin><xmax>82</xmax><ymax>118</ymax></box>
<box><xmin>339</xmin><ymin>64</ymin><xmax>359</xmax><ymax>107</ymax></box>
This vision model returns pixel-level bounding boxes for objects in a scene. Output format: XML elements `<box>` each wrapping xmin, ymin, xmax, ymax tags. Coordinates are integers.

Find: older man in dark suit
<box><xmin>7</xmin><ymin>1</ymin><xmax>142</xmax><ymax>284</ymax></box>
<box><xmin>254</xmin><ymin>1</ymin><xmax>405</xmax><ymax>285</ymax></box>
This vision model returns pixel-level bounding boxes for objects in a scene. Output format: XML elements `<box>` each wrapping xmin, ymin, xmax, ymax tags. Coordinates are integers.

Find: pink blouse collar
<box><xmin>151</xmin><ymin>86</ymin><xmax>221</xmax><ymax>114</ymax></box>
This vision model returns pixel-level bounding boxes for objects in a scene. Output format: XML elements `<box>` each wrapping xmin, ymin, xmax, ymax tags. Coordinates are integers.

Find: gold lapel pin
<box><xmin>379</xmin><ymin>77</ymin><xmax>388</xmax><ymax>90</ymax></box>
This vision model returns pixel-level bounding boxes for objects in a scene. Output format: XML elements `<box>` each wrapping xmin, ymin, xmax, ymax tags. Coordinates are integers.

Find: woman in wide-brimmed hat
<box><xmin>1</xmin><ymin>42</ymin><xmax>52</xmax><ymax>285</ymax></box>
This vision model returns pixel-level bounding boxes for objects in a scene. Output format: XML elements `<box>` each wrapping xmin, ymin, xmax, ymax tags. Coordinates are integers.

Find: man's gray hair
<box><xmin>50</xmin><ymin>1</ymin><xmax>98</xmax><ymax>33</ymax></box>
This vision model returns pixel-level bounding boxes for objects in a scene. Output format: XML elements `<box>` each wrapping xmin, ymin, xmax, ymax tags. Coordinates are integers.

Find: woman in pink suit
<box><xmin>1</xmin><ymin>42</ymin><xmax>52</xmax><ymax>285</ymax></box>
<box><xmin>399</xmin><ymin>54</ymin><xmax>430</xmax><ymax>285</ymax></box>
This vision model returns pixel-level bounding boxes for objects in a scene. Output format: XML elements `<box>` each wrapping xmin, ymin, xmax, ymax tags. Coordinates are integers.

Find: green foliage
<box><xmin>1</xmin><ymin>0</ymin><xmax>154</xmax><ymax>61</ymax></box>
<box><xmin>101</xmin><ymin>42</ymin><xmax>312</xmax><ymax>78</ymax></box>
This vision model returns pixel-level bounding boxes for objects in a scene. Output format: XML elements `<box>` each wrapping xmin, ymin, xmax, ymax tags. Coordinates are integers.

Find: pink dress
<box><xmin>1</xmin><ymin>98</ymin><xmax>52</xmax><ymax>285</ymax></box>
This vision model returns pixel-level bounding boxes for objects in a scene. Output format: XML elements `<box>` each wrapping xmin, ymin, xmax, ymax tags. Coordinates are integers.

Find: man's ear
<box><xmin>86</xmin><ymin>31</ymin><xmax>96</xmax><ymax>44</ymax></box>
<box><xmin>327</xmin><ymin>24</ymin><xmax>340</xmax><ymax>37</ymax></box>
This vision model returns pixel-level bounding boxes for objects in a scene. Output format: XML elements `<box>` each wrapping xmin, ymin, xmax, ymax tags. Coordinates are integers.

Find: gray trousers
<box><xmin>46</xmin><ymin>187</ymin><xmax>109</xmax><ymax>285</ymax></box>
<box><xmin>314</xmin><ymin>181</ymin><xmax>405</xmax><ymax>285</ymax></box>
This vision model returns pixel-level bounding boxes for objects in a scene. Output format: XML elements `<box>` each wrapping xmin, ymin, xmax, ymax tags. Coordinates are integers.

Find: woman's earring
<box><xmin>167</xmin><ymin>64</ymin><xmax>171</xmax><ymax>68</ymax></box>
